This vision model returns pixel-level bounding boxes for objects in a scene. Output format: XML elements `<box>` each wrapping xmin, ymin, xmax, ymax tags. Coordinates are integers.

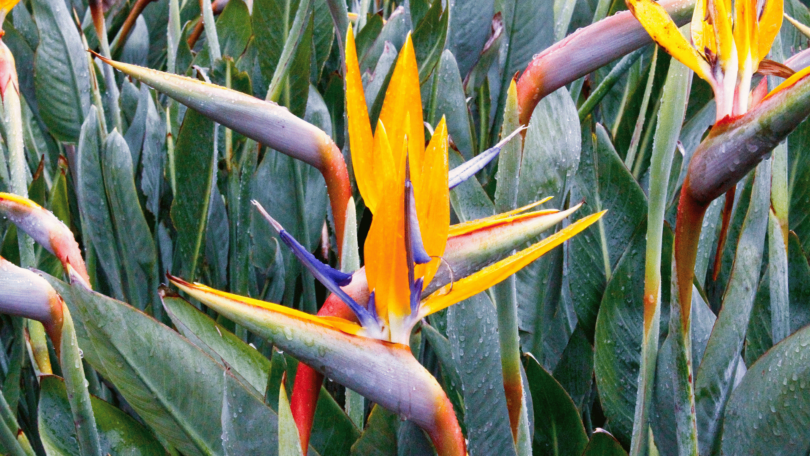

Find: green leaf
<box><xmin>44</xmin><ymin>277</ymin><xmax>270</xmax><ymax>456</ymax></box>
<box><xmin>721</xmin><ymin>323</ymin><xmax>810</xmax><ymax>455</ymax></box>
<box><xmin>523</xmin><ymin>354</ymin><xmax>588</xmax><ymax>456</ymax></box>
<box><xmin>447</xmin><ymin>294</ymin><xmax>516</xmax><ymax>456</ymax></box>
<box><xmin>278</xmin><ymin>383</ymin><xmax>304</xmax><ymax>456</ymax></box>
<box><xmin>32</xmin><ymin>0</ymin><xmax>91</xmax><ymax>142</ymax></box>
<box><xmin>593</xmin><ymin>225</ymin><xmax>647</xmax><ymax>446</ymax></box>
<box><xmin>75</xmin><ymin>108</ymin><xmax>125</xmax><ymax>299</ymax></box>
<box><xmin>350</xmin><ymin>405</ymin><xmax>398</xmax><ymax>456</ymax></box>
<box><xmin>447</xmin><ymin>0</ymin><xmax>495</xmax><ymax>76</ymax></box>
<box><xmin>552</xmin><ymin>325</ymin><xmax>594</xmax><ymax>412</ymax></box>
<box><xmin>517</xmin><ymin>87</ymin><xmax>580</xmax><ymax>207</ymax></box>
<box><xmin>582</xmin><ymin>430</ymin><xmax>628</xmax><ymax>456</ymax></box>
<box><xmin>570</xmin><ymin>122</ymin><xmax>647</xmax><ymax>340</ymax></box>
<box><xmin>217</xmin><ymin>0</ymin><xmax>252</xmax><ymax>59</ymax></box>
<box><xmin>788</xmin><ymin>233</ymin><xmax>810</xmax><ymax>332</ymax></box>
<box><xmin>412</xmin><ymin>0</ymin><xmax>449</xmax><ymax>82</ymax></box>
<box><xmin>491</xmin><ymin>0</ymin><xmax>553</xmax><ymax>142</ymax></box>
<box><xmin>171</xmin><ymin>109</ymin><xmax>216</xmax><ymax>279</ymax></box>
<box><xmin>102</xmin><ymin>131</ymin><xmax>158</xmax><ymax>311</ymax></box>
<box><xmin>221</xmin><ymin>371</ymin><xmax>284</xmax><ymax>456</ymax></box>
<box><xmin>140</xmin><ymin>85</ymin><xmax>166</xmax><ymax>218</ymax></box>
<box><xmin>38</xmin><ymin>376</ymin><xmax>166</xmax><ymax>456</ymax></box>
<box><xmin>694</xmin><ymin>161</ymin><xmax>770</xmax><ymax>455</ymax></box>
<box><xmin>359</xmin><ymin>7</ymin><xmax>410</xmax><ymax>73</ymax></box>
<box><xmin>162</xmin><ymin>294</ymin><xmax>271</xmax><ymax>393</ymax></box>
<box><xmin>312</xmin><ymin>0</ymin><xmax>334</xmax><ymax>80</ymax></box>
<box><xmin>423</xmin><ymin>50</ymin><xmax>475</xmax><ymax>160</ymax></box>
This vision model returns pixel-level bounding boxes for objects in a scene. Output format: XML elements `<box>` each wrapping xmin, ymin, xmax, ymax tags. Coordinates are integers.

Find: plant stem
<box><xmin>59</xmin><ymin>306</ymin><xmax>102</xmax><ymax>456</ymax></box>
<box><xmin>629</xmin><ymin>54</ymin><xmax>690</xmax><ymax>456</ymax></box>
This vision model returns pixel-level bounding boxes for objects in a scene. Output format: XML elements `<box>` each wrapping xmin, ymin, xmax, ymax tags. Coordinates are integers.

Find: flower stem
<box><xmin>59</xmin><ymin>305</ymin><xmax>102</xmax><ymax>456</ymax></box>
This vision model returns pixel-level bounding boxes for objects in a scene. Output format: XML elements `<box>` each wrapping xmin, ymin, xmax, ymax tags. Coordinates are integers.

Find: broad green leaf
<box><xmin>217</xmin><ymin>0</ymin><xmax>252</xmax><ymax>59</ymax></box>
<box><xmin>788</xmin><ymin>233</ymin><xmax>810</xmax><ymax>332</ymax></box>
<box><xmin>102</xmin><ymin>131</ymin><xmax>158</xmax><ymax>311</ymax></box>
<box><xmin>221</xmin><ymin>371</ymin><xmax>285</xmax><ymax>456</ymax></box>
<box><xmin>204</xmin><ymin>183</ymin><xmax>229</xmax><ymax>290</ymax></box>
<box><xmin>75</xmin><ymin>108</ymin><xmax>124</xmax><ymax>299</ymax></box>
<box><xmin>570</xmin><ymin>123</ymin><xmax>647</xmax><ymax>340</ymax></box>
<box><xmin>350</xmin><ymin>405</ymin><xmax>398</xmax><ymax>456</ymax></box>
<box><xmin>447</xmin><ymin>294</ymin><xmax>516</xmax><ymax>456</ymax></box>
<box><xmin>523</xmin><ymin>354</ymin><xmax>588</xmax><ymax>456</ymax></box>
<box><xmin>423</xmin><ymin>51</ymin><xmax>474</xmax><ymax>160</ymax></box>
<box><xmin>721</xmin><ymin>323</ymin><xmax>810</xmax><ymax>455</ymax></box>
<box><xmin>359</xmin><ymin>6</ymin><xmax>410</xmax><ymax>73</ymax></box>
<box><xmin>582</xmin><ymin>430</ymin><xmax>628</xmax><ymax>456</ymax></box>
<box><xmin>124</xmin><ymin>84</ymin><xmax>150</xmax><ymax>166</ymax></box>
<box><xmin>491</xmin><ymin>0</ymin><xmax>553</xmax><ymax>141</ymax></box>
<box><xmin>593</xmin><ymin>225</ymin><xmax>647</xmax><ymax>446</ymax></box>
<box><xmin>32</xmin><ymin>0</ymin><xmax>91</xmax><ymax>142</ymax></box>
<box><xmin>312</xmin><ymin>0</ymin><xmax>334</xmax><ymax>80</ymax></box>
<box><xmin>517</xmin><ymin>87</ymin><xmax>580</xmax><ymax>207</ymax></box>
<box><xmin>412</xmin><ymin>0</ymin><xmax>449</xmax><ymax>82</ymax></box>
<box><xmin>788</xmin><ymin>114</ymin><xmax>810</xmax><ymax>253</ymax></box>
<box><xmin>140</xmin><ymin>86</ymin><xmax>165</xmax><ymax>217</ymax></box>
<box><xmin>447</xmin><ymin>0</ymin><xmax>495</xmax><ymax>76</ymax></box>
<box><xmin>365</xmin><ymin>41</ymin><xmax>398</xmax><ymax>128</ymax></box>
<box><xmin>171</xmin><ymin>109</ymin><xmax>216</xmax><ymax>279</ymax></box>
<box><xmin>120</xmin><ymin>17</ymin><xmax>149</xmax><ymax>67</ymax></box>
<box><xmin>45</xmin><ymin>276</ymin><xmax>267</xmax><ymax>456</ymax></box>
<box><xmin>695</xmin><ymin>161</ymin><xmax>770</xmax><ymax>455</ymax></box>
<box><xmin>162</xmin><ymin>294</ymin><xmax>270</xmax><ymax>393</ymax></box>
<box><xmin>38</xmin><ymin>376</ymin><xmax>165</xmax><ymax>456</ymax></box>
<box><xmin>552</xmin><ymin>325</ymin><xmax>593</xmax><ymax>412</ymax></box>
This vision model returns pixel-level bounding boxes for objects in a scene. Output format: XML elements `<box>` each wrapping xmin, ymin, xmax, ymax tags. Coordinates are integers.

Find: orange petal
<box><xmin>363</xmin><ymin>147</ymin><xmax>409</xmax><ymax>327</ymax></box>
<box><xmin>345</xmin><ymin>25</ymin><xmax>378</xmax><ymax>211</ymax></box>
<box><xmin>377</xmin><ymin>34</ymin><xmax>425</xmax><ymax>181</ymax></box>
<box><xmin>169</xmin><ymin>275</ymin><xmax>364</xmax><ymax>335</ymax></box>
<box><xmin>413</xmin><ymin>117</ymin><xmax>450</xmax><ymax>287</ymax></box>
<box><xmin>626</xmin><ymin>0</ymin><xmax>712</xmax><ymax>82</ymax></box>
<box><xmin>757</xmin><ymin>0</ymin><xmax>783</xmax><ymax>65</ymax></box>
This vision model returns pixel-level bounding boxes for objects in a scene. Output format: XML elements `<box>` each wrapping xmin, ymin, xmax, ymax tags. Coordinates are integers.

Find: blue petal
<box><xmin>253</xmin><ymin>201</ymin><xmax>380</xmax><ymax>331</ymax></box>
<box><xmin>448</xmin><ymin>126</ymin><xmax>526</xmax><ymax>189</ymax></box>
<box><xmin>410</xmin><ymin>277</ymin><xmax>424</xmax><ymax>316</ymax></box>
<box><xmin>405</xmin><ymin>179</ymin><xmax>432</xmax><ymax>266</ymax></box>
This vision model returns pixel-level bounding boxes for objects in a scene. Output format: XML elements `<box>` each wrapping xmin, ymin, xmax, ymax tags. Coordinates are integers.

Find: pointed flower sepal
<box><xmin>0</xmin><ymin>193</ymin><xmax>90</xmax><ymax>288</ymax></box>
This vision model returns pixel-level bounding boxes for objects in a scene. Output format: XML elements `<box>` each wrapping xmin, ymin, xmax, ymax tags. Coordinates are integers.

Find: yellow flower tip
<box><xmin>347</xmin><ymin>12</ymin><xmax>359</xmax><ymax>22</ymax></box>
<box><xmin>420</xmin><ymin>207</ymin><xmax>604</xmax><ymax>318</ymax></box>
<box><xmin>626</xmin><ymin>0</ymin><xmax>712</xmax><ymax>83</ymax></box>
<box><xmin>168</xmin><ymin>273</ymin><xmax>366</xmax><ymax>337</ymax></box>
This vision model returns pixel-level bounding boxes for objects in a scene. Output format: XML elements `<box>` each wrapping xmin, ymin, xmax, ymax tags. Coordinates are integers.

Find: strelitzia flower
<box><xmin>0</xmin><ymin>193</ymin><xmax>91</xmax><ymax>288</ymax></box>
<box><xmin>170</xmin><ymin>28</ymin><xmax>604</xmax><ymax>455</ymax></box>
<box><xmin>625</xmin><ymin>0</ymin><xmax>804</xmax><ymax>119</ymax></box>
